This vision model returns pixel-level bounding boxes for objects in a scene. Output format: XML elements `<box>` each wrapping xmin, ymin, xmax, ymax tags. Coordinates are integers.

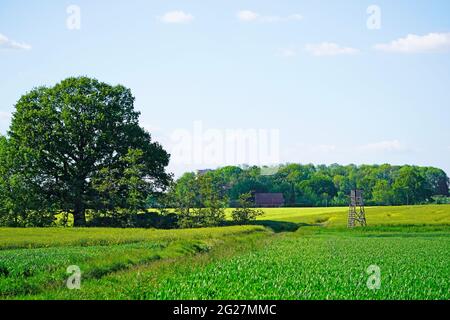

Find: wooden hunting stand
<box><xmin>348</xmin><ymin>190</ymin><xmax>367</xmax><ymax>228</ymax></box>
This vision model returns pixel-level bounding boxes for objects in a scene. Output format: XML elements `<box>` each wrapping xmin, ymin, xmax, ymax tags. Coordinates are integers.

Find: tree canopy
<box><xmin>1</xmin><ymin>77</ymin><xmax>171</xmax><ymax>226</ymax></box>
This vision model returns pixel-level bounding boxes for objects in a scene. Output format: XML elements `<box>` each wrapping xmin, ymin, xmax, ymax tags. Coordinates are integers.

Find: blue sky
<box><xmin>1</xmin><ymin>0</ymin><xmax>450</xmax><ymax>177</ymax></box>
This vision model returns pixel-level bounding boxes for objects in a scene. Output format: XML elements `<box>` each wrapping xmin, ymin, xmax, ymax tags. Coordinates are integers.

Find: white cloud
<box><xmin>277</xmin><ymin>48</ymin><xmax>297</xmax><ymax>58</ymax></box>
<box><xmin>374</xmin><ymin>32</ymin><xmax>450</xmax><ymax>53</ymax></box>
<box><xmin>360</xmin><ymin>140</ymin><xmax>408</xmax><ymax>153</ymax></box>
<box><xmin>159</xmin><ymin>11</ymin><xmax>194</xmax><ymax>24</ymax></box>
<box><xmin>237</xmin><ymin>10</ymin><xmax>259</xmax><ymax>22</ymax></box>
<box><xmin>237</xmin><ymin>10</ymin><xmax>302</xmax><ymax>23</ymax></box>
<box><xmin>0</xmin><ymin>33</ymin><xmax>31</xmax><ymax>50</ymax></box>
<box><xmin>305</xmin><ymin>42</ymin><xmax>359</xmax><ymax>56</ymax></box>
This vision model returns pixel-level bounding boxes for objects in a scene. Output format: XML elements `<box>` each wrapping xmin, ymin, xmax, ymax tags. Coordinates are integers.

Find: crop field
<box><xmin>254</xmin><ymin>204</ymin><xmax>450</xmax><ymax>226</ymax></box>
<box><xmin>0</xmin><ymin>205</ymin><xmax>449</xmax><ymax>300</ymax></box>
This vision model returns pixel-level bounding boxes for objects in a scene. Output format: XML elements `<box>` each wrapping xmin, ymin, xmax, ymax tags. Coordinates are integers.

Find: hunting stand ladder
<box><xmin>348</xmin><ymin>190</ymin><xmax>367</xmax><ymax>228</ymax></box>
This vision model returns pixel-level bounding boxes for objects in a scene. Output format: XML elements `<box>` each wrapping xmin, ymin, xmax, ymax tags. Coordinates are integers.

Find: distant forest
<box><xmin>169</xmin><ymin>164</ymin><xmax>450</xmax><ymax>207</ymax></box>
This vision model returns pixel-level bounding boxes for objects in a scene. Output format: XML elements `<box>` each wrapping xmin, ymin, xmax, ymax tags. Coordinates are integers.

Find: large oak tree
<box><xmin>8</xmin><ymin>77</ymin><xmax>171</xmax><ymax>226</ymax></box>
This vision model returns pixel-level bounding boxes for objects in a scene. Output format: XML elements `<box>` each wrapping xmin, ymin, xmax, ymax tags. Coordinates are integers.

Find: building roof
<box><xmin>254</xmin><ymin>193</ymin><xmax>284</xmax><ymax>206</ymax></box>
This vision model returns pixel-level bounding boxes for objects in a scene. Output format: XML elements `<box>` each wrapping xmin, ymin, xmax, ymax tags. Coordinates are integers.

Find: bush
<box><xmin>431</xmin><ymin>196</ymin><xmax>450</xmax><ymax>204</ymax></box>
<box><xmin>178</xmin><ymin>207</ymin><xmax>226</xmax><ymax>229</ymax></box>
<box><xmin>231</xmin><ymin>193</ymin><xmax>264</xmax><ymax>224</ymax></box>
<box><xmin>88</xmin><ymin>212</ymin><xmax>179</xmax><ymax>229</ymax></box>
<box><xmin>0</xmin><ymin>209</ymin><xmax>56</xmax><ymax>228</ymax></box>
<box><xmin>128</xmin><ymin>212</ymin><xmax>179</xmax><ymax>229</ymax></box>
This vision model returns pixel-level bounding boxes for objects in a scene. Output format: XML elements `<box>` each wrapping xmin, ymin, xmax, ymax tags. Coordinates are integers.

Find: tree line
<box><xmin>168</xmin><ymin>164</ymin><xmax>449</xmax><ymax>208</ymax></box>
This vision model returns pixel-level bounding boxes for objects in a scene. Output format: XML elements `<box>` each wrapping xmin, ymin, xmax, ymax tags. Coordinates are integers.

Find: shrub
<box><xmin>88</xmin><ymin>212</ymin><xmax>179</xmax><ymax>229</ymax></box>
<box><xmin>231</xmin><ymin>193</ymin><xmax>264</xmax><ymax>224</ymax></box>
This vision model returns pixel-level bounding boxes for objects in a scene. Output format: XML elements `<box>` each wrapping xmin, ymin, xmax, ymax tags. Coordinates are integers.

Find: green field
<box><xmin>1</xmin><ymin>205</ymin><xmax>449</xmax><ymax>300</ymax></box>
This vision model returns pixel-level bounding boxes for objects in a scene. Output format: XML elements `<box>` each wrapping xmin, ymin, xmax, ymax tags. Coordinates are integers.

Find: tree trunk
<box><xmin>73</xmin><ymin>198</ymin><xmax>86</xmax><ymax>227</ymax></box>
